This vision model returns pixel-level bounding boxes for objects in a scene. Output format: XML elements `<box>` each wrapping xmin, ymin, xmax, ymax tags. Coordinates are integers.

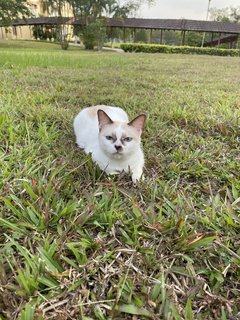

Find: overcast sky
<box><xmin>139</xmin><ymin>0</ymin><xmax>240</xmax><ymax>20</ymax></box>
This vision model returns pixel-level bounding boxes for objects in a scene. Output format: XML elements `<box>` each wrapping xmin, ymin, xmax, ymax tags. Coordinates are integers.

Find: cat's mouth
<box><xmin>112</xmin><ymin>152</ymin><xmax>124</xmax><ymax>159</ymax></box>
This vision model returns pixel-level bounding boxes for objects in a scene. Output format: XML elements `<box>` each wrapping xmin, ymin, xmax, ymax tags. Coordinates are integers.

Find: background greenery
<box><xmin>0</xmin><ymin>41</ymin><xmax>240</xmax><ymax>320</ymax></box>
<box><xmin>120</xmin><ymin>43</ymin><xmax>240</xmax><ymax>56</ymax></box>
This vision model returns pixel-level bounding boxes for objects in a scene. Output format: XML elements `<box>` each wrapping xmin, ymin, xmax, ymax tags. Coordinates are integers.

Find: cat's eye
<box><xmin>124</xmin><ymin>137</ymin><xmax>133</xmax><ymax>142</ymax></box>
<box><xmin>106</xmin><ymin>136</ymin><xmax>113</xmax><ymax>140</ymax></box>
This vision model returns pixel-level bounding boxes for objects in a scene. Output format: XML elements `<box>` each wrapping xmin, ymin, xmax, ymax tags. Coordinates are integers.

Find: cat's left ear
<box><xmin>97</xmin><ymin>109</ymin><xmax>113</xmax><ymax>130</ymax></box>
<box><xmin>128</xmin><ymin>114</ymin><xmax>146</xmax><ymax>133</ymax></box>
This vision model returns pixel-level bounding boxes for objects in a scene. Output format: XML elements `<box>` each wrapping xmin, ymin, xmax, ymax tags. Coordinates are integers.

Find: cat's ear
<box><xmin>128</xmin><ymin>114</ymin><xmax>146</xmax><ymax>133</ymax></box>
<box><xmin>97</xmin><ymin>110</ymin><xmax>113</xmax><ymax>130</ymax></box>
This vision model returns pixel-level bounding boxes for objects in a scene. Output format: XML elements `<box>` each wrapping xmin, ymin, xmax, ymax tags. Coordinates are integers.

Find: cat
<box><xmin>73</xmin><ymin>105</ymin><xmax>146</xmax><ymax>183</ymax></box>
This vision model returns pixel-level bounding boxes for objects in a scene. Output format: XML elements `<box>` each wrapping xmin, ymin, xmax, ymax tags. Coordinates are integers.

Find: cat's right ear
<box><xmin>128</xmin><ymin>114</ymin><xmax>146</xmax><ymax>133</ymax></box>
<box><xmin>97</xmin><ymin>110</ymin><xmax>113</xmax><ymax>131</ymax></box>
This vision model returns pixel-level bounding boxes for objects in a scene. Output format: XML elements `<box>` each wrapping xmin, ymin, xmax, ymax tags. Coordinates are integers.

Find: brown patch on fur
<box><xmin>86</xmin><ymin>106</ymin><xmax>101</xmax><ymax>118</ymax></box>
<box><xmin>86</xmin><ymin>105</ymin><xmax>113</xmax><ymax>119</ymax></box>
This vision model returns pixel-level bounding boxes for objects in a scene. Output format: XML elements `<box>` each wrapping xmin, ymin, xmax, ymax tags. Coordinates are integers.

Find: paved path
<box><xmin>69</xmin><ymin>42</ymin><xmax>124</xmax><ymax>53</ymax></box>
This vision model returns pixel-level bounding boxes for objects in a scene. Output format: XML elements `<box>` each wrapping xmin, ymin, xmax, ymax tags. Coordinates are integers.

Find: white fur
<box><xmin>73</xmin><ymin>105</ymin><xmax>145</xmax><ymax>182</ymax></box>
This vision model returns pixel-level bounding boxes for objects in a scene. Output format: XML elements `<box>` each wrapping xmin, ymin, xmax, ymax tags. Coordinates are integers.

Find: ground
<box><xmin>0</xmin><ymin>40</ymin><xmax>240</xmax><ymax>320</ymax></box>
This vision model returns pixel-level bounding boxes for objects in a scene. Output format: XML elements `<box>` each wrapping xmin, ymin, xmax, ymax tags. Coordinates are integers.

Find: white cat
<box><xmin>73</xmin><ymin>105</ymin><xmax>146</xmax><ymax>182</ymax></box>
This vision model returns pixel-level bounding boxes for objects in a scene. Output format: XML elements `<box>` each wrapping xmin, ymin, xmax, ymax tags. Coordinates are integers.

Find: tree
<box><xmin>209</xmin><ymin>6</ymin><xmax>240</xmax><ymax>23</ymax></box>
<box><xmin>186</xmin><ymin>31</ymin><xmax>204</xmax><ymax>47</ymax></box>
<box><xmin>67</xmin><ymin>0</ymin><xmax>114</xmax><ymax>21</ymax></box>
<box><xmin>43</xmin><ymin>0</ymin><xmax>65</xmax><ymax>17</ymax></box>
<box><xmin>230</xmin><ymin>7</ymin><xmax>240</xmax><ymax>23</ymax></box>
<box><xmin>82</xmin><ymin>18</ymin><xmax>106</xmax><ymax>49</ymax></box>
<box><xmin>68</xmin><ymin>0</ymin><xmax>154</xmax><ymax>48</ymax></box>
<box><xmin>134</xmin><ymin>29</ymin><xmax>148</xmax><ymax>43</ymax></box>
<box><xmin>44</xmin><ymin>0</ymin><xmax>155</xmax><ymax>48</ymax></box>
<box><xmin>67</xmin><ymin>0</ymin><xmax>154</xmax><ymax>20</ymax></box>
<box><xmin>0</xmin><ymin>0</ymin><xmax>30</xmax><ymax>26</ymax></box>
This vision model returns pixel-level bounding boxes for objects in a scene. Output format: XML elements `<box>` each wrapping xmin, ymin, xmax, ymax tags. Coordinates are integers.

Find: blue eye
<box><xmin>106</xmin><ymin>136</ymin><xmax>113</xmax><ymax>140</ymax></box>
<box><xmin>124</xmin><ymin>137</ymin><xmax>133</xmax><ymax>142</ymax></box>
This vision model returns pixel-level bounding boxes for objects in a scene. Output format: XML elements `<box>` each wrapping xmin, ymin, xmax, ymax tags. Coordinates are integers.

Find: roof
<box><xmin>204</xmin><ymin>33</ymin><xmax>238</xmax><ymax>46</ymax></box>
<box><xmin>12</xmin><ymin>16</ymin><xmax>70</xmax><ymax>26</ymax></box>
<box><xmin>73</xmin><ymin>18</ymin><xmax>240</xmax><ymax>35</ymax></box>
<box><xmin>183</xmin><ymin>19</ymin><xmax>240</xmax><ymax>34</ymax></box>
<box><xmin>10</xmin><ymin>17</ymin><xmax>240</xmax><ymax>35</ymax></box>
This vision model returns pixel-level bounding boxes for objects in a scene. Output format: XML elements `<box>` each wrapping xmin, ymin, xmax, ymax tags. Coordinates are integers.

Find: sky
<box><xmin>139</xmin><ymin>0</ymin><xmax>240</xmax><ymax>20</ymax></box>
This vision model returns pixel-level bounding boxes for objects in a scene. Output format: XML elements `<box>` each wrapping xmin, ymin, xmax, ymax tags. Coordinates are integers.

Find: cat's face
<box><xmin>97</xmin><ymin>110</ymin><xmax>146</xmax><ymax>159</ymax></box>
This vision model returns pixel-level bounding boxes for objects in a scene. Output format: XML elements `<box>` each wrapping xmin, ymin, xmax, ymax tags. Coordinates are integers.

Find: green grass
<box><xmin>0</xmin><ymin>40</ymin><xmax>240</xmax><ymax>320</ymax></box>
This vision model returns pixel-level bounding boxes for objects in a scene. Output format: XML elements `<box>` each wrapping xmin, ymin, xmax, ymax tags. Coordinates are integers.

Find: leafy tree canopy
<box><xmin>59</xmin><ymin>0</ymin><xmax>154</xmax><ymax>19</ymax></box>
<box><xmin>0</xmin><ymin>0</ymin><xmax>30</xmax><ymax>26</ymax></box>
<box><xmin>210</xmin><ymin>6</ymin><xmax>240</xmax><ymax>23</ymax></box>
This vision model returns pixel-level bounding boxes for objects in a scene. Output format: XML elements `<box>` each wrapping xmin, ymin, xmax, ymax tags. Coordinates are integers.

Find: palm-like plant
<box><xmin>0</xmin><ymin>0</ymin><xmax>30</xmax><ymax>26</ymax></box>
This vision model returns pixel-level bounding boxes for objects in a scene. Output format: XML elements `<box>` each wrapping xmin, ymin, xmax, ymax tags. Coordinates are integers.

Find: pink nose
<box><xmin>115</xmin><ymin>145</ymin><xmax>122</xmax><ymax>151</ymax></box>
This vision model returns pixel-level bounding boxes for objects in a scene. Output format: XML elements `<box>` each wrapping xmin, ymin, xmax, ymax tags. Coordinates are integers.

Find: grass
<box><xmin>0</xmin><ymin>40</ymin><xmax>240</xmax><ymax>320</ymax></box>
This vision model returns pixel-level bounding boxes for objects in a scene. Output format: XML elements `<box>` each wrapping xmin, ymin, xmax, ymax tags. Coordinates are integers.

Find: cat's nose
<box><xmin>115</xmin><ymin>145</ymin><xmax>122</xmax><ymax>151</ymax></box>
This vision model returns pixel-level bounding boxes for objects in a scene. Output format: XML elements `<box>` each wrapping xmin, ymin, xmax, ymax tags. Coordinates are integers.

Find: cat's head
<box><xmin>97</xmin><ymin>110</ymin><xmax>146</xmax><ymax>159</ymax></box>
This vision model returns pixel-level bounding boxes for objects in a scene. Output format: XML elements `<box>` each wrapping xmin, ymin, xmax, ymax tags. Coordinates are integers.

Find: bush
<box><xmin>32</xmin><ymin>25</ymin><xmax>56</xmax><ymax>40</ymax></box>
<box><xmin>82</xmin><ymin>23</ymin><xmax>97</xmax><ymax>50</ymax></box>
<box><xmin>120</xmin><ymin>43</ymin><xmax>240</xmax><ymax>57</ymax></box>
<box><xmin>61</xmin><ymin>41</ymin><xmax>69</xmax><ymax>50</ymax></box>
<box><xmin>82</xmin><ymin>19</ymin><xmax>106</xmax><ymax>50</ymax></box>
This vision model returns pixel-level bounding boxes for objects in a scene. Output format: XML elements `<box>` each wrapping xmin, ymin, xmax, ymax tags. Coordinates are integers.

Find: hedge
<box><xmin>120</xmin><ymin>43</ymin><xmax>240</xmax><ymax>57</ymax></box>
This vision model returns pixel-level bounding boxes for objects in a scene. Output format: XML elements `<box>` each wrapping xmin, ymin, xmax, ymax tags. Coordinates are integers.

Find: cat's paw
<box><xmin>131</xmin><ymin>171</ymin><xmax>143</xmax><ymax>184</ymax></box>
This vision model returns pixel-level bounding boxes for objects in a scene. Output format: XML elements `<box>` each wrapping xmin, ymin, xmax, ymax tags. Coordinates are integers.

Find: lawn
<box><xmin>0</xmin><ymin>40</ymin><xmax>240</xmax><ymax>320</ymax></box>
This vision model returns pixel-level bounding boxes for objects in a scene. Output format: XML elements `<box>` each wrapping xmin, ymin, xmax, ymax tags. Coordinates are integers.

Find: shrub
<box><xmin>82</xmin><ymin>19</ymin><xmax>106</xmax><ymax>50</ymax></box>
<box><xmin>32</xmin><ymin>25</ymin><xmax>56</xmax><ymax>40</ymax></box>
<box><xmin>120</xmin><ymin>43</ymin><xmax>240</xmax><ymax>57</ymax></box>
<box><xmin>61</xmin><ymin>41</ymin><xmax>69</xmax><ymax>50</ymax></box>
<box><xmin>82</xmin><ymin>23</ymin><xmax>97</xmax><ymax>50</ymax></box>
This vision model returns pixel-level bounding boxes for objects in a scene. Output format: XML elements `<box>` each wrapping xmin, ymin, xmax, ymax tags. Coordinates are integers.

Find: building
<box><xmin>0</xmin><ymin>0</ymin><xmax>73</xmax><ymax>40</ymax></box>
